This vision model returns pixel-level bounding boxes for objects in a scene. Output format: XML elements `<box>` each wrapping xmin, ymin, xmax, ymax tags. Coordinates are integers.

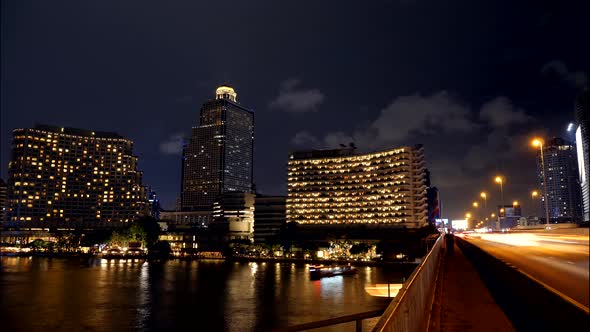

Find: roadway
<box><xmin>459</xmin><ymin>232</ymin><xmax>589</xmax><ymax>311</ymax></box>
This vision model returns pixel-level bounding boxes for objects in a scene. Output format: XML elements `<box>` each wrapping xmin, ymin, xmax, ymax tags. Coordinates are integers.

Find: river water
<box><xmin>0</xmin><ymin>257</ymin><xmax>411</xmax><ymax>331</ymax></box>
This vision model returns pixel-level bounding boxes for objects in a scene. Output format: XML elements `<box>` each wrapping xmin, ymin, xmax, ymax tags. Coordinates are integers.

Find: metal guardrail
<box><xmin>274</xmin><ymin>308</ymin><xmax>386</xmax><ymax>332</ymax></box>
<box><xmin>371</xmin><ymin>235</ymin><xmax>443</xmax><ymax>332</ymax></box>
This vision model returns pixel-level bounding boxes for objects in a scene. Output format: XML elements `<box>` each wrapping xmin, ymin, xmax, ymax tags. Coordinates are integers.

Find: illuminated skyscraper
<box><xmin>147</xmin><ymin>188</ymin><xmax>161</xmax><ymax>219</ymax></box>
<box><xmin>6</xmin><ymin>125</ymin><xmax>146</xmax><ymax>224</ymax></box>
<box><xmin>181</xmin><ymin>86</ymin><xmax>254</xmax><ymax>212</ymax></box>
<box><xmin>575</xmin><ymin>90</ymin><xmax>589</xmax><ymax>221</ymax></box>
<box><xmin>536</xmin><ymin>137</ymin><xmax>583</xmax><ymax>222</ymax></box>
<box><xmin>286</xmin><ymin>145</ymin><xmax>428</xmax><ymax>228</ymax></box>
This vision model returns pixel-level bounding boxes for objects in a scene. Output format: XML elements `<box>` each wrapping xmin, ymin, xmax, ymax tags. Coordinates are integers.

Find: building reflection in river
<box><xmin>0</xmin><ymin>257</ymin><xmax>409</xmax><ymax>331</ymax></box>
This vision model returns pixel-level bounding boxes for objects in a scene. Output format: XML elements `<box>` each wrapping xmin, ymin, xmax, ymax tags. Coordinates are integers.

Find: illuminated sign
<box><xmin>452</xmin><ymin>219</ymin><xmax>468</xmax><ymax>230</ymax></box>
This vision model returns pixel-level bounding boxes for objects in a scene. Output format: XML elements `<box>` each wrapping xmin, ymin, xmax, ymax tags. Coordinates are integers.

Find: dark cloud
<box><xmin>159</xmin><ymin>133</ymin><xmax>184</xmax><ymax>155</ymax></box>
<box><xmin>542</xmin><ymin>60</ymin><xmax>588</xmax><ymax>90</ymax></box>
<box><xmin>293</xmin><ymin>91</ymin><xmax>477</xmax><ymax>151</ymax></box>
<box><xmin>291</xmin><ymin>131</ymin><xmax>320</xmax><ymax>147</ymax></box>
<box><xmin>479</xmin><ymin>97</ymin><xmax>531</xmax><ymax>128</ymax></box>
<box><xmin>269</xmin><ymin>79</ymin><xmax>325</xmax><ymax>113</ymax></box>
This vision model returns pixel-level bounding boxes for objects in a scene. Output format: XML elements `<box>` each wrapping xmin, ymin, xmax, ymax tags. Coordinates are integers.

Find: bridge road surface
<box><xmin>460</xmin><ymin>232</ymin><xmax>589</xmax><ymax>311</ymax></box>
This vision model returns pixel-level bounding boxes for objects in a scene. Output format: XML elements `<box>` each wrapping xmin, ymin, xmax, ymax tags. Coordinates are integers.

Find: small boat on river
<box><xmin>309</xmin><ymin>264</ymin><xmax>358</xmax><ymax>280</ymax></box>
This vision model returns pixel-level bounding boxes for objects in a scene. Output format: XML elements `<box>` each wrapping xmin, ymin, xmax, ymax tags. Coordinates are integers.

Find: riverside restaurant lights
<box><xmin>286</xmin><ymin>145</ymin><xmax>428</xmax><ymax>228</ymax></box>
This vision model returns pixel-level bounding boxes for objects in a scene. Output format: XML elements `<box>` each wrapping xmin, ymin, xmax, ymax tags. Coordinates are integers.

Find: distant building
<box><xmin>147</xmin><ymin>188</ymin><xmax>161</xmax><ymax>219</ymax></box>
<box><xmin>286</xmin><ymin>145</ymin><xmax>429</xmax><ymax>228</ymax></box>
<box><xmin>181</xmin><ymin>85</ymin><xmax>254</xmax><ymax>214</ymax></box>
<box><xmin>426</xmin><ymin>187</ymin><xmax>440</xmax><ymax>224</ymax></box>
<box><xmin>210</xmin><ymin>191</ymin><xmax>255</xmax><ymax>242</ymax></box>
<box><xmin>159</xmin><ymin>210</ymin><xmax>211</xmax><ymax>226</ymax></box>
<box><xmin>254</xmin><ymin>195</ymin><xmax>286</xmax><ymax>244</ymax></box>
<box><xmin>0</xmin><ymin>179</ymin><xmax>7</xmax><ymax>222</ymax></box>
<box><xmin>424</xmin><ymin>170</ymin><xmax>440</xmax><ymax>225</ymax></box>
<box><xmin>497</xmin><ymin>204</ymin><xmax>522</xmax><ymax>229</ymax></box>
<box><xmin>6</xmin><ymin>125</ymin><xmax>146</xmax><ymax>225</ymax></box>
<box><xmin>575</xmin><ymin>90</ymin><xmax>589</xmax><ymax>221</ymax></box>
<box><xmin>536</xmin><ymin>137</ymin><xmax>583</xmax><ymax>222</ymax></box>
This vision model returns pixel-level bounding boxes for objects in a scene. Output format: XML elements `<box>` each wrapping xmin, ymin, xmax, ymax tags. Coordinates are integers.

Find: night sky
<box><xmin>2</xmin><ymin>0</ymin><xmax>589</xmax><ymax>220</ymax></box>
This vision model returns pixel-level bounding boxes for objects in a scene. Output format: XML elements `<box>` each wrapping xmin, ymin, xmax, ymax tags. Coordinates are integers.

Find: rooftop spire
<box><xmin>216</xmin><ymin>85</ymin><xmax>237</xmax><ymax>102</ymax></box>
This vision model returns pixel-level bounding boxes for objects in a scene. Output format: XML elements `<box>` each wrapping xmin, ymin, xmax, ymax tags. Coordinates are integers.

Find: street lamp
<box><xmin>480</xmin><ymin>192</ymin><xmax>487</xmax><ymax>209</ymax></box>
<box><xmin>532</xmin><ymin>138</ymin><xmax>550</xmax><ymax>225</ymax></box>
<box><xmin>494</xmin><ymin>176</ymin><xmax>504</xmax><ymax>204</ymax></box>
<box><xmin>512</xmin><ymin>201</ymin><xmax>519</xmax><ymax>217</ymax></box>
<box><xmin>531</xmin><ymin>190</ymin><xmax>538</xmax><ymax>215</ymax></box>
<box><xmin>472</xmin><ymin>201</ymin><xmax>479</xmax><ymax>208</ymax></box>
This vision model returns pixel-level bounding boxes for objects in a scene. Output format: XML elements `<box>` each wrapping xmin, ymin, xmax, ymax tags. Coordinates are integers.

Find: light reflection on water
<box><xmin>0</xmin><ymin>257</ymin><xmax>410</xmax><ymax>331</ymax></box>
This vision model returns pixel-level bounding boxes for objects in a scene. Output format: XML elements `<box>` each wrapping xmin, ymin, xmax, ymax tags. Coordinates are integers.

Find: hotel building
<box><xmin>6</xmin><ymin>125</ymin><xmax>146</xmax><ymax>224</ymax></box>
<box><xmin>286</xmin><ymin>145</ymin><xmax>429</xmax><ymax>228</ymax></box>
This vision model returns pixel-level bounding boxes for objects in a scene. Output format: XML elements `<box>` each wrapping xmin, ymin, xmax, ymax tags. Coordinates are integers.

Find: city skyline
<box><xmin>1</xmin><ymin>2</ymin><xmax>589</xmax><ymax>331</ymax></box>
<box><xmin>1</xmin><ymin>1</ymin><xmax>589</xmax><ymax>220</ymax></box>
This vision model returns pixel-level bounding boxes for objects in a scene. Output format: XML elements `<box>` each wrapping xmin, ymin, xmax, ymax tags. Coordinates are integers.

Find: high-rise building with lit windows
<box><xmin>536</xmin><ymin>137</ymin><xmax>583</xmax><ymax>222</ymax></box>
<box><xmin>0</xmin><ymin>178</ymin><xmax>7</xmax><ymax>222</ymax></box>
<box><xmin>181</xmin><ymin>85</ymin><xmax>254</xmax><ymax>212</ymax></box>
<box><xmin>6</xmin><ymin>125</ymin><xmax>146</xmax><ymax>224</ymax></box>
<box><xmin>575</xmin><ymin>90</ymin><xmax>589</xmax><ymax>222</ymax></box>
<box><xmin>286</xmin><ymin>145</ymin><xmax>429</xmax><ymax>228</ymax></box>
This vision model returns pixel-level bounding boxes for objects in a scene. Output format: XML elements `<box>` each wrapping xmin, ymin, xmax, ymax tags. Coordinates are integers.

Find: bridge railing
<box><xmin>372</xmin><ymin>234</ymin><xmax>443</xmax><ymax>332</ymax></box>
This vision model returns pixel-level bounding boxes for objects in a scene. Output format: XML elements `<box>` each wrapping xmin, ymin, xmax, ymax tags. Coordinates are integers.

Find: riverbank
<box><xmin>226</xmin><ymin>255</ymin><xmax>419</xmax><ymax>268</ymax></box>
<box><xmin>1</xmin><ymin>251</ymin><xmax>420</xmax><ymax>268</ymax></box>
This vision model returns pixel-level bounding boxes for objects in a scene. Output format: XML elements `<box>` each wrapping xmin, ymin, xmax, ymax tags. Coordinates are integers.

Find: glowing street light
<box><xmin>465</xmin><ymin>212</ymin><xmax>472</xmax><ymax>219</ymax></box>
<box><xmin>494</xmin><ymin>176</ymin><xmax>504</xmax><ymax>204</ymax></box>
<box><xmin>513</xmin><ymin>201</ymin><xmax>519</xmax><ymax>206</ymax></box>
<box><xmin>530</xmin><ymin>190</ymin><xmax>539</xmax><ymax>213</ymax></box>
<box><xmin>480</xmin><ymin>192</ymin><xmax>487</xmax><ymax>209</ymax></box>
<box><xmin>473</xmin><ymin>201</ymin><xmax>479</xmax><ymax>208</ymax></box>
<box><xmin>491</xmin><ymin>213</ymin><xmax>496</xmax><ymax>218</ymax></box>
<box><xmin>531</xmin><ymin>137</ymin><xmax>550</xmax><ymax>225</ymax></box>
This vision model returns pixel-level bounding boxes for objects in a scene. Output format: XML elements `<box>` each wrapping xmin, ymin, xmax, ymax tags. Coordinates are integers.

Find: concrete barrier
<box><xmin>512</xmin><ymin>224</ymin><xmax>589</xmax><ymax>235</ymax></box>
<box><xmin>372</xmin><ymin>235</ymin><xmax>443</xmax><ymax>332</ymax></box>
